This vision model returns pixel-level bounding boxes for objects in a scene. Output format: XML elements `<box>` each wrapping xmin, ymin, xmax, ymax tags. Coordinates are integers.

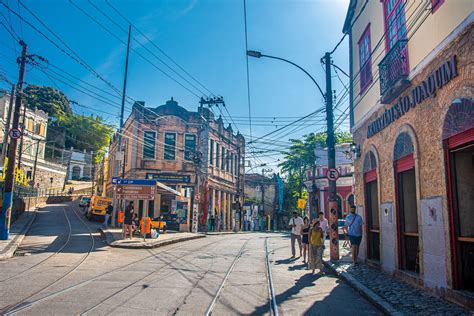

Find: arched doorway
<box><xmin>394</xmin><ymin>131</ymin><xmax>419</xmax><ymax>273</ymax></box>
<box><xmin>71</xmin><ymin>166</ymin><xmax>81</xmax><ymax>180</ymax></box>
<box><xmin>364</xmin><ymin>151</ymin><xmax>380</xmax><ymax>261</ymax></box>
<box><xmin>443</xmin><ymin>98</ymin><xmax>474</xmax><ymax>290</ymax></box>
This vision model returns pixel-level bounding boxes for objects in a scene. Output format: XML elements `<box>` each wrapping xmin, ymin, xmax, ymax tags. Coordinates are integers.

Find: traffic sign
<box><xmin>112</xmin><ymin>178</ymin><xmax>156</xmax><ymax>186</ymax></box>
<box><xmin>327</xmin><ymin>168</ymin><xmax>340</xmax><ymax>181</ymax></box>
<box><xmin>116</xmin><ymin>184</ymin><xmax>156</xmax><ymax>200</ymax></box>
<box><xmin>8</xmin><ymin>128</ymin><xmax>21</xmax><ymax>139</ymax></box>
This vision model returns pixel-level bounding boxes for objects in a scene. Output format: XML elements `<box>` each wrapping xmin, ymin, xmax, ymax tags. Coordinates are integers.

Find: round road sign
<box><xmin>9</xmin><ymin>128</ymin><xmax>21</xmax><ymax>139</ymax></box>
<box><xmin>327</xmin><ymin>168</ymin><xmax>340</xmax><ymax>181</ymax></box>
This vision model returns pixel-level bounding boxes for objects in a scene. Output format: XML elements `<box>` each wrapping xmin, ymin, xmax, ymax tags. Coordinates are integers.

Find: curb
<box><xmin>323</xmin><ymin>261</ymin><xmax>402</xmax><ymax>316</ymax></box>
<box><xmin>0</xmin><ymin>208</ymin><xmax>38</xmax><ymax>261</ymax></box>
<box><xmin>99</xmin><ymin>228</ymin><xmax>205</xmax><ymax>249</ymax></box>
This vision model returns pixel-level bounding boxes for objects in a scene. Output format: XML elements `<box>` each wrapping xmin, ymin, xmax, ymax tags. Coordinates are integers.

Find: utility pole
<box><xmin>32</xmin><ymin>138</ymin><xmax>41</xmax><ymax>184</ymax></box>
<box><xmin>112</xmin><ymin>24</ymin><xmax>131</xmax><ymax>227</ymax></box>
<box><xmin>17</xmin><ymin>105</ymin><xmax>26</xmax><ymax>169</ymax></box>
<box><xmin>324</xmin><ymin>52</ymin><xmax>339</xmax><ymax>261</ymax></box>
<box><xmin>1</xmin><ymin>85</ymin><xmax>15</xmax><ymax>161</ymax></box>
<box><xmin>1</xmin><ymin>41</ymin><xmax>27</xmax><ymax>240</ymax></box>
<box><xmin>261</xmin><ymin>168</ymin><xmax>265</xmax><ymax>231</ymax></box>
<box><xmin>311</xmin><ymin>164</ymin><xmax>317</xmax><ymax>222</ymax></box>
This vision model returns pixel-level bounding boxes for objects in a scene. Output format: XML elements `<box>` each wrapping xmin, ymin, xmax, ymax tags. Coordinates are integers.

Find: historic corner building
<box><xmin>107</xmin><ymin>98</ymin><xmax>245</xmax><ymax>231</ymax></box>
<box><xmin>343</xmin><ymin>0</ymin><xmax>474</xmax><ymax>305</ymax></box>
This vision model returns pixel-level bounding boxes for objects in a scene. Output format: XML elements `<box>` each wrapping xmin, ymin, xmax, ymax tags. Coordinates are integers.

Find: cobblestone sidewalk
<box><xmin>323</xmin><ymin>241</ymin><xmax>471</xmax><ymax>315</ymax></box>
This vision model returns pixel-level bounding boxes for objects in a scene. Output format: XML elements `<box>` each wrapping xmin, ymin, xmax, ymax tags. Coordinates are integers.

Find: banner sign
<box><xmin>367</xmin><ymin>55</ymin><xmax>457</xmax><ymax>138</ymax></box>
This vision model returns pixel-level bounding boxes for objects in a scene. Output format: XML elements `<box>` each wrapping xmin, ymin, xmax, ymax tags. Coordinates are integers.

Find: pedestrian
<box><xmin>288</xmin><ymin>211</ymin><xmax>303</xmax><ymax>258</ymax></box>
<box><xmin>318</xmin><ymin>211</ymin><xmax>329</xmax><ymax>241</ymax></box>
<box><xmin>210</xmin><ymin>215</ymin><xmax>215</xmax><ymax>232</ymax></box>
<box><xmin>102</xmin><ymin>202</ymin><xmax>113</xmax><ymax>228</ymax></box>
<box><xmin>84</xmin><ymin>200</ymin><xmax>91</xmax><ymax>216</ymax></box>
<box><xmin>131</xmin><ymin>213</ymin><xmax>139</xmax><ymax>236</ymax></box>
<box><xmin>344</xmin><ymin>205</ymin><xmax>364</xmax><ymax>266</ymax></box>
<box><xmin>301</xmin><ymin>217</ymin><xmax>310</xmax><ymax>264</ymax></box>
<box><xmin>123</xmin><ymin>201</ymin><xmax>134</xmax><ymax>240</ymax></box>
<box><xmin>308</xmin><ymin>219</ymin><xmax>324</xmax><ymax>274</ymax></box>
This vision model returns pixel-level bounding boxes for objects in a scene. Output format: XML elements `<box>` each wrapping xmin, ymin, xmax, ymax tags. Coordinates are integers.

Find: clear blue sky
<box><xmin>0</xmin><ymin>0</ymin><xmax>350</xmax><ymax>169</ymax></box>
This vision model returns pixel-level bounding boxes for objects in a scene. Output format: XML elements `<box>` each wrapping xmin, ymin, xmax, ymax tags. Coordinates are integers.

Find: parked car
<box><xmin>160</xmin><ymin>213</ymin><xmax>179</xmax><ymax>231</ymax></box>
<box><xmin>79</xmin><ymin>196</ymin><xmax>91</xmax><ymax>207</ymax></box>
<box><xmin>85</xmin><ymin>196</ymin><xmax>112</xmax><ymax>221</ymax></box>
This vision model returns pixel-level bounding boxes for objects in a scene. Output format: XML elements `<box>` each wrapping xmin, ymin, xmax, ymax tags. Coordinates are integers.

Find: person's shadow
<box><xmin>275</xmin><ymin>257</ymin><xmax>298</xmax><ymax>265</ymax></box>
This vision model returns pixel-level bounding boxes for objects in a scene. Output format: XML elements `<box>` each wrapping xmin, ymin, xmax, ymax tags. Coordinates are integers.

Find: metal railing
<box><xmin>379</xmin><ymin>39</ymin><xmax>409</xmax><ymax>97</ymax></box>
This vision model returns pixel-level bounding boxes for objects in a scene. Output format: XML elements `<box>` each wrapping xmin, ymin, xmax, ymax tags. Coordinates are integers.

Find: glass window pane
<box><xmin>164</xmin><ymin>133</ymin><xmax>176</xmax><ymax>160</ymax></box>
<box><xmin>184</xmin><ymin>134</ymin><xmax>196</xmax><ymax>161</ymax></box>
<box><xmin>143</xmin><ymin>131</ymin><xmax>156</xmax><ymax>159</ymax></box>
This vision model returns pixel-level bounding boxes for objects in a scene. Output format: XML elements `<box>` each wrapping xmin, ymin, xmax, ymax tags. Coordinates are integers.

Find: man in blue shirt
<box><xmin>344</xmin><ymin>205</ymin><xmax>364</xmax><ymax>265</ymax></box>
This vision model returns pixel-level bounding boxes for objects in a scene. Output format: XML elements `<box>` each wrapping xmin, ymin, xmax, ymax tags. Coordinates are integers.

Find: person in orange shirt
<box><xmin>308</xmin><ymin>220</ymin><xmax>324</xmax><ymax>274</ymax></box>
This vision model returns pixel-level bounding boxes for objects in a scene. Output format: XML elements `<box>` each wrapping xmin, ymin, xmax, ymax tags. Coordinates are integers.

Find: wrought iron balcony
<box><xmin>378</xmin><ymin>39</ymin><xmax>410</xmax><ymax>104</ymax></box>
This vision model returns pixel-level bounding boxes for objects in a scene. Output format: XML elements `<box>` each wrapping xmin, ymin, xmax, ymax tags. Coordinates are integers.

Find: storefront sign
<box><xmin>367</xmin><ymin>56</ymin><xmax>458</xmax><ymax>138</ymax></box>
<box><xmin>146</xmin><ymin>173</ymin><xmax>191</xmax><ymax>183</ymax></box>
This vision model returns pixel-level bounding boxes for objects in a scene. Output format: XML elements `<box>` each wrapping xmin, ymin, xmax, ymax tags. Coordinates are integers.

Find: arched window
<box><xmin>71</xmin><ymin>166</ymin><xmax>81</xmax><ymax>180</ymax></box>
<box><xmin>393</xmin><ymin>130</ymin><xmax>418</xmax><ymax>273</ymax></box>
<box><xmin>364</xmin><ymin>150</ymin><xmax>380</xmax><ymax>261</ymax></box>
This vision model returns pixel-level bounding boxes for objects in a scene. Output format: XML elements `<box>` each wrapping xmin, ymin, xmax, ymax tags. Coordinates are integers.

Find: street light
<box><xmin>246</xmin><ymin>50</ymin><xmax>325</xmax><ymax>98</ymax></box>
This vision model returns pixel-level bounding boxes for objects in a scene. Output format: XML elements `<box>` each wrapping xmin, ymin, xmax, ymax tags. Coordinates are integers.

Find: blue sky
<box><xmin>0</xmin><ymin>0</ymin><xmax>350</xmax><ymax>169</ymax></box>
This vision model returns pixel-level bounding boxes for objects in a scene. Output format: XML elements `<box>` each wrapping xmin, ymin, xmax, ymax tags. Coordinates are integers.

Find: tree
<box><xmin>23</xmin><ymin>85</ymin><xmax>72</xmax><ymax>123</ymax></box>
<box><xmin>62</xmin><ymin>114</ymin><xmax>114</xmax><ymax>162</ymax></box>
<box><xmin>279</xmin><ymin>131</ymin><xmax>352</xmax><ymax>210</ymax></box>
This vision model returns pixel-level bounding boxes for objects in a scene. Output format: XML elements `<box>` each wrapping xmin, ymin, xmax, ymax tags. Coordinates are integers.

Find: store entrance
<box><xmin>448</xmin><ymin>140</ymin><xmax>474</xmax><ymax>291</ymax></box>
<box><xmin>396</xmin><ymin>164</ymin><xmax>418</xmax><ymax>273</ymax></box>
<box><xmin>365</xmin><ymin>178</ymin><xmax>380</xmax><ymax>261</ymax></box>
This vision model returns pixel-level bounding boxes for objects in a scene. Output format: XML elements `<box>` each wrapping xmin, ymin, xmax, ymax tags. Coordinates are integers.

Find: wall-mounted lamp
<box><xmin>350</xmin><ymin>142</ymin><xmax>361</xmax><ymax>159</ymax></box>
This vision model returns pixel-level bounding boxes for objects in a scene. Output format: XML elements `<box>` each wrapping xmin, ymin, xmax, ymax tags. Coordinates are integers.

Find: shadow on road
<box><xmin>275</xmin><ymin>257</ymin><xmax>298</xmax><ymax>265</ymax></box>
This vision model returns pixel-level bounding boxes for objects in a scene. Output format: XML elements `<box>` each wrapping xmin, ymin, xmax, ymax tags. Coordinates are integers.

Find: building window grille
<box><xmin>209</xmin><ymin>139</ymin><xmax>214</xmax><ymax>165</ymax></box>
<box><xmin>216</xmin><ymin>143</ymin><xmax>220</xmax><ymax>168</ymax></box>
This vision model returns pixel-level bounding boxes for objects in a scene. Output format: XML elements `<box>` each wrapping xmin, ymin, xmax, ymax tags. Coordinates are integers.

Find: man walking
<box><xmin>344</xmin><ymin>205</ymin><xmax>364</xmax><ymax>265</ymax></box>
<box><xmin>288</xmin><ymin>211</ymin><xmax>303</xmax><ymax>258</ymax></box>
<box><xmin>103</xmin><ymin>202</ymin><xmax>113</xmax><ymax>228</ymax></box>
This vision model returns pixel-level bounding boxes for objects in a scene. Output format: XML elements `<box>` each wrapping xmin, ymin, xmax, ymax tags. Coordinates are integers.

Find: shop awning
<box><xmin>156</xmin><ymin>181</ymin><xmax>182</xmax><ymax>196</ymax></box>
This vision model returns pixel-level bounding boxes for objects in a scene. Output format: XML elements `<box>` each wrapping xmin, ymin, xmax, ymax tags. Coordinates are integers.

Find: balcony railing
<box><xmin>378</xmin><ymin>39</ymin><xmax>410</xmax><ymax>104</ymax></box>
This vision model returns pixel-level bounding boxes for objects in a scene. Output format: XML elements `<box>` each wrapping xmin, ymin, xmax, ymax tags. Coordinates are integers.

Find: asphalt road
<box><xmin>0</xmin><ymin>203</ymin><xmax>380</xmax><ymax>315</ymax></box>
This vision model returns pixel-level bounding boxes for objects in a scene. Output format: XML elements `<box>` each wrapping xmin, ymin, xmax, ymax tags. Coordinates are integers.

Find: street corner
<box><xmin>99</xmin><ymin>227</ymin><xmax>205</xmax><ymax>249</ymax></box>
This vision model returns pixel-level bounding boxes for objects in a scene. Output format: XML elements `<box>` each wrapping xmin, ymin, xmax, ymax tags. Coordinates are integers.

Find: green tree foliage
<box><xmin>23</xmin><ymin>85</ymin><xmax>72</xmax><ymax>123</ymax></box>
<box><xmin>23</xmin><ymin>85</ymin><xmax>114</xmax><ymax>162</ymax></box>
<box><xmin>279</xmin><ymin>131</ymin><xmax>352</xmax><ymax>210</ymax></box>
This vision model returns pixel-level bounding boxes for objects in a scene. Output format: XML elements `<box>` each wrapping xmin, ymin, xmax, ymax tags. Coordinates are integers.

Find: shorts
<box><xmin>124</xmin><ymin>218</ymin><xmax>133</xmax><ymax>225</ymax></box>
<box><xmin>349</xmin><ymin>235</ymin><xmax>362</xmax><ymax>246</ymax></box>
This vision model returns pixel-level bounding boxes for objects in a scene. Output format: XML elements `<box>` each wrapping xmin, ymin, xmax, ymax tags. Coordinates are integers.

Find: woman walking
<box><xmin>308</xmin><ymin>220</ymin><xmax>324</xmax><ymax>274</ymax></box>
<box><xmin>301</xmin><ymin>217</ymin><xmax>310</xmax><ymax>264</ymax></box>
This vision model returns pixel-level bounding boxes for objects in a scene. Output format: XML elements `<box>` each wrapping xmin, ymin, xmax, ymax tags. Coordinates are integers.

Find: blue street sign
<box><xmin>112</xmin><ymin>178</ymin><xmax>156</xmax><ymax>186</ymax></box>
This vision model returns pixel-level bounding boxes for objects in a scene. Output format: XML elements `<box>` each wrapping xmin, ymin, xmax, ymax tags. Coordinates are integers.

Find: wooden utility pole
<box><xmin>112</xmin><ymin>24</ymin><xmax>131</xmax><ymax>227</ymax></box>
<box><xmin>32</xmin><ymin>138</ymin><xmax>41</xmax><ymax>184</ymax></box>
<box><xmin>1</xmin><ymin>41</ymin><xmax>27</xmax><ymax>240</ymax></box>
<box><xmin>324</xmin><ymin>52</ymin><xmax>339</xmax><ymax>261</ymax></box>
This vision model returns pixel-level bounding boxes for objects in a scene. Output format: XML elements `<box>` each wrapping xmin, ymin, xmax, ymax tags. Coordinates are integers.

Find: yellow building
<box><xmin>343</xmin><ymin>0</ymin><xmax>473</xmax><ymax>305</ymax></box>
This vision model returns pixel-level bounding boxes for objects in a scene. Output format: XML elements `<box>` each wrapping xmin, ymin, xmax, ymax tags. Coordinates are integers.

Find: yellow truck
<box><xmin>86</xmin><ymin>196</ymin><xmax>112</xmax><ymax>221</ymax></box>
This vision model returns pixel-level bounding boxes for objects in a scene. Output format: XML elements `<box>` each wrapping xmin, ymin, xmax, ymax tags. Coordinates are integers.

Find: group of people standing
<box><xmin>288</xmin><ymin>205</ymin><xmax>364</xmax><ymax>273</ymax></box>
<box><xmin>288</xmin><ymin>211</ymin><xmax>328</xmax><ymax>274</ymax></box>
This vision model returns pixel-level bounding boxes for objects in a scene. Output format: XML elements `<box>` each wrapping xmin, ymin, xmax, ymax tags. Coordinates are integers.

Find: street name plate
<box><xmin>116</xmin><ymin>185</ymin><xmax>156</xmax><ymax>200</ymax></box>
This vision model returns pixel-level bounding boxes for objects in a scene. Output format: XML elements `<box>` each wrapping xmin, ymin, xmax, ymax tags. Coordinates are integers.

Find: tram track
<box><xmin>0</xmin><ymin>207</ymin><xmax>73</xmax><ymax>283</ymax></box>
<box><xmin>79</xmin><ymin>235</ymin><xmax>239</xmax><ymax>315</ymax></box>
<box><xmin>1</xmin><ymin>205</ymin><xmax>95</xmax><ymax>315</ymax></box>
<box><xmin>204</xmin><ymin>236</ymin><xmax>279</xmax><ymax>316</ymax></box>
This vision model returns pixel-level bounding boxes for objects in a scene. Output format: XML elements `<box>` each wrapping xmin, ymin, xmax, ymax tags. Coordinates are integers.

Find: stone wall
<box><xmin>352</xmin><ymin>24</ymin><xmax>473</xmax><ymax>289</ymax></box>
